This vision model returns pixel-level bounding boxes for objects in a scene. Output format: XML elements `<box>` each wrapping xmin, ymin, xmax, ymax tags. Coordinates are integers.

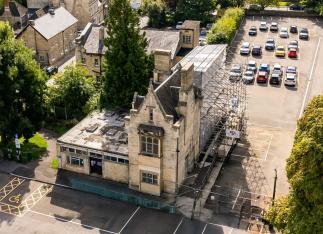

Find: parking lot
<box><xmin>0</xmin><ymin>172</ymin><xmax>248</xmax><ymax>234</ymax></box>
<box><xmin>205</xmin><ymin>15</ymin><xmax>323</xmax><ymax>229</ymax></box>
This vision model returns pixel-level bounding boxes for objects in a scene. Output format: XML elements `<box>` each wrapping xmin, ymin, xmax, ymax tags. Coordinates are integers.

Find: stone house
<box><xmin>16</xmin><ymin>7</ymin><xmax>78</xmax><ymax>66</ymax></box>
<box><xmin>56</xmin><ymin>45</ymin><xmax>226</xmax><ymax>197</ymax></box>
<box><xmin>27</xmin><ymin>0</ymin><xmax>107</xmax><ymax>29</ymax></box>
<box><xmin>75</xmin><ymin>20</ymin><xmax>200</xmax><ymax>80</ymax></box>
<box><xmin>0</xmin><ymin>0</ymin><xmax>28</xmax><ymax>29</ymax></box>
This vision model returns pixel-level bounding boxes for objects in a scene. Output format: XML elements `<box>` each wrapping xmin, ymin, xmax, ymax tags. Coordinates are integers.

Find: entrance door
<box><xmin>90</xmin><ymin>157</ymin><xmax>102</xmax><ymax>175</ymax></box>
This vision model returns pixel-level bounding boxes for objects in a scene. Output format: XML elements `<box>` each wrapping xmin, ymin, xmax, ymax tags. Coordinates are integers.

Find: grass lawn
<box><xmin>19</xmin><ymin>133</ymin><xmax>48</xmax><ymax>161</ymax></box>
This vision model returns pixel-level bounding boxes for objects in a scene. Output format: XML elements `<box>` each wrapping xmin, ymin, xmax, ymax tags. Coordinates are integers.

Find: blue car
<box><xmin>259</xmin><ymin>63</ymin><xmax>270</xmax><ymax>73</ymax></box>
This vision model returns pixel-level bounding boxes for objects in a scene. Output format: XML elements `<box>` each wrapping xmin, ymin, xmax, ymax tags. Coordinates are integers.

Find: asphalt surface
<box><xmin>205</xmin><ymin>15</ymin><xmax>323</xmax><ymax>228</ymax></box>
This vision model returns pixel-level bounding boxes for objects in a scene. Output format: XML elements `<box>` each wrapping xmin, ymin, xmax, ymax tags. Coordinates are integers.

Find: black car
<box><xmin>290</xmin><ymin>25</ymin><xmax>298</xmax><ymax>34</ymax></box>
<box><xmin>249</xmin><ymin>26</ymin><xmax>257</xmax><ymax>36</ymax></box>
<box><xmin>269</xmin><ymin>71</ymin><xmax>281</xmax><ymax>85</ymax></box>
<box><xmin>45</xmin><ymin>66</ymin><xmax>58</xmax><ymax>75</ymax></box>
<box><xmin>289</xmin><ymin>4</ymin><xmax>303</xmax><ymax>11</ymax></box>
<box><xmin>299</xmin><ymin>28</ymin><xmax>309</xmax><ymax>40</ymax></box>
<box><xmin>252</xmin><ymin>45</ymin><xmax>262</xmax><ymax>56</ymax></box>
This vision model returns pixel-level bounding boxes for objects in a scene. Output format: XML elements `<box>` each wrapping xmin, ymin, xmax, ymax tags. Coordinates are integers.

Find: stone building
<box><xmin>16</xmin><ymin>7</ymin><xmax>78</xmax><ymax>66</ymax></box>
<box><xmin>75</xmin><ymin>20</ymin><xmax>200</xmax><ymax>80</ymax></box>
<box><xmin>27</xmin><ymin>0</ymin><xmax>107</xmax><ymax>29</ymax></box>
<box><xmin>57</xmin><ymin>45</ymin><xmax>226</xmax><ymax>197</ymax></box>
<box><xmin>75</xmin><ymin>23</ymin><xmax>106</xmax><ymax>80</ymax></box>
<box><xmin>0</xmin><ymin>0</ymin><xmax>28</xmax><ymax>29</ymax></box>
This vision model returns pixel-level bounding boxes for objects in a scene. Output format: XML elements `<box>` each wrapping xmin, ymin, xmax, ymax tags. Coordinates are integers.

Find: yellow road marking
<box><xmin>0</xmin><ymin>177</ymin><xmax>25</xmax><ymax>201</ymax></box>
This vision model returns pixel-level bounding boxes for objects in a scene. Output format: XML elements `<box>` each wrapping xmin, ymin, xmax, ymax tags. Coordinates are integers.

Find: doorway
<box><xmin>90</xmin><ymin>157</ymin><xmax>102</xmax><ymax>175</ymax></box>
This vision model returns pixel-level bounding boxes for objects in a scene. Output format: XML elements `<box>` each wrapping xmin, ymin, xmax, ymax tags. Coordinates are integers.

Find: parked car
<box><xmin>200</xmin><ymin>27</ymin><xmax>207</xmax><ymax>37</ymax></box>
<box><xmin>199</xmin><ymin>38</ymin><xmax>206</xmax><ymax>46</ymax></box>
<box><xmin>249</xmin><ymin>26</ymin><xmax>257</xmax><ymax>36</ymax></box>
<box><xmin>243</xmin><ymin>70</ymin><xmax>255</xmax><ymax>84</ymax></box>
<box><xmin>270</xmin><ymin>22</ymin><xmax>278</xmax><ymax>32</ymax></box>
<box><xmin>290</xmin><ymin>25</ymin><xmax>298</xmax><ymax>34</ymax></box>
<box><xmin>229</xmin><ymin>64</ymin><xmax>242</xmax><ymax>81</ymax></box>
<box><xmin>279</xmin><ymin>27</ymin><xmax>289</xmax><ymax>38</ymax></box>
<box><xmin>206</xmin><ymin>23</ymin><xmax>213</xmax><ymax>30</ymax></box>
<box><xmin>273</xmin><ymin>63</ymin><xmax>283</xmax><ymax>76</ymax></box>
<box><xmin>249</xmin><ymin>4</ymin><xmax>263</xmax><ymax>11</ymax></box>
<box><xmin>176</xmin><ymin>21</ymin><xmax>183</xmax><ymax>29</ymax></box>
<box><xmin>288</xmin><ymin>40</ymin><xmax>298</xmax><ymax>50</ymax></box>
<box><xmin>289</xmin><ymin>4</ymin><xmax>303</xmax><ymax>11</ymax></box>
<box><xmin>275</xmin><ymin>45</ymin><xmax>286</xmax><ymax>57</ymax></box>
<box><xmin>286</xmin><ymin>66</ymin><xmax>297</xmax><ymax>74</ymax></box>
<box><xmin>299</xmin><ymin>28</ymin><xmax>309</xmax><ymax>40</ymax></box>
<box><xmin>259</xmin><ymin>63</ymin><xmax>270</xmax><ymax>73</ymax></box>
<box><xmin>240</xmin><ymin>42</ymin><xmax>251</xmax><ymax>55</ymax></box>
<box><xmin>45</xmin><ymin>66</ymin><xmax>58</xmax><ymax>75</ymax></box>
<box><xmin>247</xmin><ymin>60</ymin><xmax>257</xmax><ymax>73</ymax></box>
<box><xmin>252</xmin><ymin>45</ymin><xmax>262</xmax><ymax>56</ymax></box>
<box><xmin>270</xmin><ymin>71</ymin><xmax>282</xmax><ymax>85</ymax></box>
<box><xmin>259</xmin><ymin>21</ymin><xmax>268</xmax><ymax>31</ymax></box>
<box><xmin>257</xmin><ymin>71</ymin><xmax>269</xmax><ymax>83</ymax></box>
<box><xmin>284</xmin><ymin>66</ymin><xmax>298</xmax><ymax>87</ymax></box>
<box><xmin>288</xmin><ymin>48</ymin><xmax>298</xmax><ymax>58</ymax></box>
<box><xmin>265</xmin><ymin>38</ymin><xmax>275</xmax><ymax>50</ymax></box>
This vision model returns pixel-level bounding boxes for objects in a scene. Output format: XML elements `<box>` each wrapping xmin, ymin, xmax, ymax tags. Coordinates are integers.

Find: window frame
<box><xmin>141</xmin><ymin>171</ymin><xmax>158</xmax><ymax>185</ymax></box>
<box><xmin>66</xmin><ymin>155</ymin><xmax>84</xmax><ymax>167</ymax></box>
<box><xmin>183</xmin><ymin>35</ymin><xmax>192</xmax><ymax>44</ymax></box>
<box><xmin>140</xmin><ymin>135</ymin><xmax>159</xmax><ymax>157</ymax></box>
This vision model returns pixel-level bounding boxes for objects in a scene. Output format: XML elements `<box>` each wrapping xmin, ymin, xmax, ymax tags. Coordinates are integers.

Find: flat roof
<box><xmin>58</xmin><ymin>111</ymin><xmax>128</xmax><ymax>156</ymax></box>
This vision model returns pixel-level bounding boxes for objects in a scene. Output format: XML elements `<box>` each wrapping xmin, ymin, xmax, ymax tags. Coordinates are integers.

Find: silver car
<box><xmin>229</xmin><ymin>64</ymin><xmax>242</xmax><ymax>81</ymax></box>
<box><xmin>279</xmin><ymin>27</ymin><xmax>289</xmax><ymax>38</ymax></box>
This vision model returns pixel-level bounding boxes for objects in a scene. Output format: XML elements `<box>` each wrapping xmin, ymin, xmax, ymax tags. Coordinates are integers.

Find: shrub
<box><xmin>51</xmin><ymin>159</ymin><xmax>59</xmax><ymax>169</ymax></box>
<box><xmin>207</xmin><ymin>7</ymin><xmax>244</xmax><ymax>44</ymax></box>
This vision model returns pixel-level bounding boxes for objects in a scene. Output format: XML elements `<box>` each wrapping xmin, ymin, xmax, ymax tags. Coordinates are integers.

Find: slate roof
<box><xmin>0</xmin><ymin>1</ymin><xmax>27</xmax><ymax>17</ymax></box>
<box><xmin>154</xmin><ymin>70</ymin><xmax>181</xmax><ymax>121</ymax></box>
<box><xmin>82</xmin><ymin>24</ymin><xmax>106</xmax><ymax>54</ymax></box>
<box><xmin>143</xmin><ymin>29</ymin><xmax>181</xmax><ymax>59</ymax></box>
<box><xmin>32</xmin><ymin>7</ymin><xmax>78</xmax><ymax>40</ymax></box>
<box><xmin>181</xmin><ymin>20</ymin><xmax>200</xmax><ymax>29</ymax></box>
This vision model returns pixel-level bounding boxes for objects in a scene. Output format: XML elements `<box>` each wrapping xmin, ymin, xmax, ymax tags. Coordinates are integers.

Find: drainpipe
<box><xmin>175</xmin><ymin>138</ymin><xmax>179</xmax><ymax>193</ymax></box>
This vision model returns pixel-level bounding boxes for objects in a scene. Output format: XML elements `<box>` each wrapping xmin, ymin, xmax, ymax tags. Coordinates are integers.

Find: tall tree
<box><xmin>142</xmin><ymin>0</ymin><xmax>167</xmax><ymax>28</ymax></box>
<box><xmin>175</xmin><ymin>0</ymin><xmax>217</xmax><ymax>24</ymax></box>
<box><xmin>102</xmin><ymin>0</ymin><xmax>153</xmax><ymax>109</ymax></box>
<box><xmin>247</xmin><ymin>0</ymin><xmax>278</xmax><ymax>9</ymax></box>
<box><xmin>46</xmin><ymin>65</ymin><xmax>97</xmax><ymax>119</ymax></box>
<box><xmin>0</xmin><ymin>22</ymin><xmax>46</xmax><ymax>143</ymax></box>
<box><xmin>266</xmin><ymin>95</ymin><xmax>323</xmax><ymax>234</ymax></box>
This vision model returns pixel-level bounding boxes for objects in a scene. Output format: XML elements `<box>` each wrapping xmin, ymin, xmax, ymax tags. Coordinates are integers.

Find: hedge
<box><xmin>207</xmin><ymin>8</ymin><xmax>244</xmax><ymax>44</ymax></box>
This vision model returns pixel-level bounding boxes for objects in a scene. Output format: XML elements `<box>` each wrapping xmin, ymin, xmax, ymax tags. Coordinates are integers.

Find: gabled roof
<box><xmin>143</xmin><ymin>29</ymin><xmax>181</xmax><ymax>60</ymax></box>
<box><xmin>76</xmin><ymin>23</ymin><xmax>106</xmax><ymax>54</ymax></box>
<box><xmin>32</xmin><ymin>7</ymin><xmax>78</xmax><ymax>40</ymax></box>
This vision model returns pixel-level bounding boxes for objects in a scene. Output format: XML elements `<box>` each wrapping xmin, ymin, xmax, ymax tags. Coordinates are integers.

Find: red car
<box><xmin>257</xmin><ymin>71</ymin><xmax>268</xmax><ymax>83</ymax></box>
<box><xmin>288</xmin><ymin>48</ymin><xmax>297</xmax><ymax>58</ymax></box>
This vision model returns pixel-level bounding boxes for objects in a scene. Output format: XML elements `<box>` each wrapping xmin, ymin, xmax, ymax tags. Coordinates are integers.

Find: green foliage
<box><xmin>46</xmin><ymin>65</ymin><xmax>97</xmax><ymax>119</ymax></box>
<box><xmin>266</xmin><ymin>95</ymin><xmax>323</xmax><ymax>234</ymax></box>
<box><xmin>217</xmin><ymin>0</ymin><xmax>245</xmax><ymax>7</ymax></box>
<box><xmin>142</xmin><ymin>0</ymin><xmax>167</xmax><ymax>28</ymax></box>
<box><xmin>102</xmin><ymin>0</ymin><xmax>153</xmax><ymax>109</ymax></box>
<box><xmin>175</xmin><ymin>0</ymin><xmax>217</xmax><ymax>24</ymax></box>
<box><xmin>51</xmin><ymin>159</ymin><xmax>59</xmax><ymax>169</ymax></box>
<box><xmin>247</xmin><ymin>0</ymin><xmax>279</xmax><ymax>8</ymax></box>
<box><xmin>206</xmin><ymin>7</ymin><xmax>244</xmax><ymax>44</ymax></box>
<box><xmin>301</xmin><ymin>0</ymin><xmax>323</xmax><ymax>15</ymax></box>
<box><xmin>0</xmin><ymin>22</ymin><xmax>47</xmax><ymax>144</ymax></box>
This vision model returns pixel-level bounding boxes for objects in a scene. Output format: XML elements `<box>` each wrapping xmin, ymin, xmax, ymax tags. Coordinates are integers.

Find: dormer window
<box><xmin>183</xmin><ymin>35</ymin><xmax>192</xmax><ymax>44</ymax></box>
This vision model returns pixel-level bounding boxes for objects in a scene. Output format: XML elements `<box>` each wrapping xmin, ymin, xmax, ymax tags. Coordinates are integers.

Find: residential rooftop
<box><xmin>58</xmin><ymin>111</ymin><xmax>128</xmax><ymax>156</ymax></box>
<box><xmin>32</xmin><ymin>7</ymin><xmax>78</xmax><ymax>40</ymax></box>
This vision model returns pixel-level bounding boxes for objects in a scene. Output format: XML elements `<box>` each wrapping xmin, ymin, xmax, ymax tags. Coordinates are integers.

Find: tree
<box><xmin>102</xmin><ymin>0</ymin><xmax>153</xmax><ymax>109</ymax></box>
<box><xmin>247</xmin><ymin>0</ymin><xmax>278</xmax><ymax>9</ymax></box>
<box><xmin>266</xmin><ymin>95</ymin><xmax>323</xmax><ymax>234</ymax></box>
<box><xmin>175</xmin><ymin>0</ymin><xmax>217</xmax><ymax>24</ymax></box>
<box><xmin>46</xmin><ymin>65</ymin><xmax>97</xmax><ymax>119</ymax></box>
<box><xmin>217</xmin><ymin>0</ymin><xmax>245</xmax><ymax>7</ymax></box>
<box><xmin>0</xmin><ymin>22</ymin><xmax>46</xmax><ymax>144</ymax></box>
<box><xmin>142</xmin><ymin>0</ymin><xmax>167</xmax><ymax>28</ymax></box>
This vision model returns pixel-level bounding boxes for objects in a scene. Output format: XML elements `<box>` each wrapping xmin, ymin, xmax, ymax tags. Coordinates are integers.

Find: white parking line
<box><xmin>231</xmin><ymin>189</ymin><xmax>241</xmax><ymax>210</ymax></box>
<box><xmin>299</xmin><ymin>37</ymin><xmax>321</xmax><ymax>118</ymax></box>
<box><xmin>264</xmin><ymin>134</ymin><xmax>273</xmax><ymax>161</ymax></box>
<box><xmin>201</xmin><ymin>223</ymin><xmax>208</xmax><ymax>234</ymax></box>
<box><xmin>28</xmin><ymin>209</ymin><xmax>118</xmax><ymax>234</ymax></box>
<box><xmin>119</xmin><ymin>206</ymin><xmax>140</xmax><ymax>234</ymax></box>
<box><xmin>173</xmin><ymin>217</ymin><xmax>184</xmax><ymax>234</ymax></box>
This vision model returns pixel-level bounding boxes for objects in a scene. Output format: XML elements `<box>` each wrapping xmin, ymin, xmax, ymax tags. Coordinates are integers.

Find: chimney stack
<box><xmin>4</xmin><ymin>0</ymin><xmax>9</xmax><ymax>12</ymax></box>
<box><xmin>180</xmin><ymin>62</ymin><xmax>194</xmax><ymax>91</ymax></box>
<box><xmin>153</xmin><ymin>49</ymin><xmax>172</xmax><ymax>83</ymax></box>
<box><xmin>99</xmin><ymin>26</ymin><xmax>104</xmax><ymax>41</ymax></box>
